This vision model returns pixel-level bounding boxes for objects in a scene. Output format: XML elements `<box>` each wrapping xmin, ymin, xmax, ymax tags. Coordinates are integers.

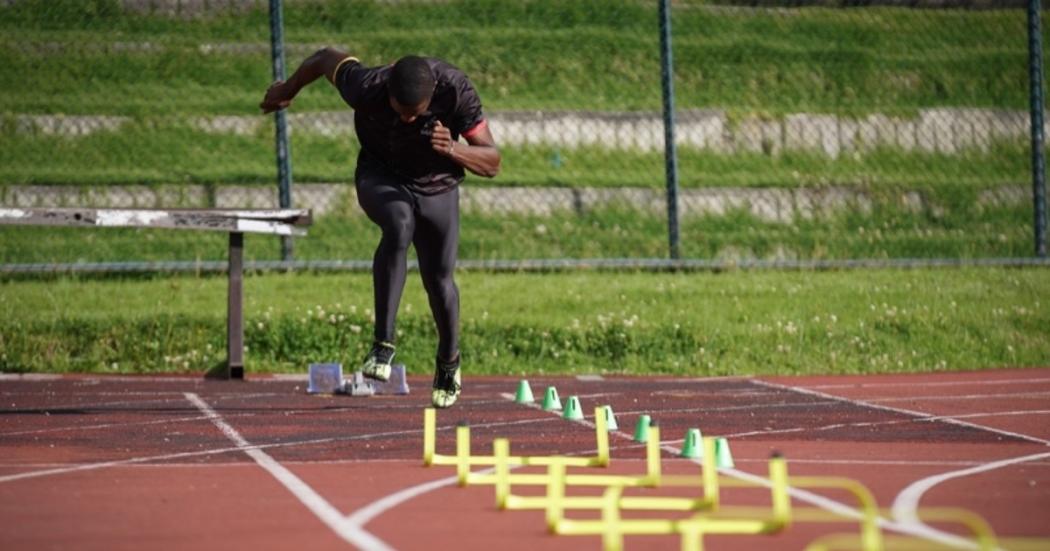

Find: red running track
<box><xmin>1</xmin><ymin>367</ymin><xmax>1048</xmax><ymax>550</ymax></box>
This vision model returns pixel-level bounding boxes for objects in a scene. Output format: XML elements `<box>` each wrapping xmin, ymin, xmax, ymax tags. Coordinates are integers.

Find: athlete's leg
<box><xmin>412</xmin><ymin>187</ymin><xmax>460</xmax><ymax>362</ymax></box>
<box><xmin>355</xmin><ymin>171</ymin><xmax>416</xmax><ymax>346</ymax></box>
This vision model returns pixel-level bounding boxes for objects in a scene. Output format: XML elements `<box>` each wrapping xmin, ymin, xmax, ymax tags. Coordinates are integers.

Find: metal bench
<box><xmin>0</xmin><ymin>207</ymin><xmax>313</xmax><ymax>379</ymax></box>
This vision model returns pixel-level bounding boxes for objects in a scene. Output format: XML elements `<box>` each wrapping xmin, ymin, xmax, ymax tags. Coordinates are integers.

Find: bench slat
<box><xmin>0</xmin><ymin>208</ymin><xmax>311</xmax><ymax>236</ymax></box>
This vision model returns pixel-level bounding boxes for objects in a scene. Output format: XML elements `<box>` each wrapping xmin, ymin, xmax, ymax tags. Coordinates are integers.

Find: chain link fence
<box><xmin>0</xmin><ymin>0</ymin><xmax>1044</xmax><ymax>269</ymax></box>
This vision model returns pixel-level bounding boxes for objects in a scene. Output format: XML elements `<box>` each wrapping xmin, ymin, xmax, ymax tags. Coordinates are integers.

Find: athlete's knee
<box><xmin>422</xmin><ymin>270</ymin><xmax>457</xmax><ymax>297</ymax></box>
<box><xmin>381</xmin><ymin>216</ymin><xmax>414</xmax><ymax>250</ymax></box>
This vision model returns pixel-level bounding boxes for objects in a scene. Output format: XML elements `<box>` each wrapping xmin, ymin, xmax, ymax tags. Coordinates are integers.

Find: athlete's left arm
<box><xmin>431</xmin><ymin>121</ymin><xmax>501</xmax><ymax>178</ymax></box>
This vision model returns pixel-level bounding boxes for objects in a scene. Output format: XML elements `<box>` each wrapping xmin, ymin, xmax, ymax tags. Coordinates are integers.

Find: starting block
<box><xmin>307</xmin><ymin>363</ymin><xmax>344</xmax><ymax>394</ymax></box>
<box><xmin>307</xmin><ymin>363</ymin><xmax>410</xmax><ymax>396</ymax></box>
<box><xmin>342</xmin><ymin>371</ymin><xmax>376</xmax><ymax>396</ymax></box>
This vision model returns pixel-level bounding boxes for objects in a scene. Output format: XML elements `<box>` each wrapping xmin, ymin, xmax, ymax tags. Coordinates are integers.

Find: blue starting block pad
<box><xmin>307</xmin><ymin>363</ymin><xmax>344</xmax><ymax>394</ymax></box>
<box><xmin>307</xmin><ymin>363</ymin><xmax>409</xmax><ymax>396</ymax></box>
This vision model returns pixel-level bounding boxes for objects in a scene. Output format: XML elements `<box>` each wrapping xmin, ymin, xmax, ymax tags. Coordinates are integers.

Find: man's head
<box><xmin>389</xmin><ymin>55</ymin><xmax>435</xmax><ymax>123</ymax></box>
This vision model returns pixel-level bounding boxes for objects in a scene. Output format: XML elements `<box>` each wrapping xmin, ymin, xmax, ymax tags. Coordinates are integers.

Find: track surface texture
<box><xmin>1</xmin><ymin>368</ymin><xmax>1049</xmax><ymax>550</ymax></box>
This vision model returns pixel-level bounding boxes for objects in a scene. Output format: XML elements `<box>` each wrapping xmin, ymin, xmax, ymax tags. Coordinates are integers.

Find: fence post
<box><xmin>659</xmin><ymin>0</ymin><xmax>681</xmax><ymax>260</ymax></box>
<box><xmin>1029</xmin><ymin>0</ymin><xmax>1047</xmax><ymax>257</ymax></box>
<box><xmin>269</xmin><ymin>0</ymin><xmax>294</xmax><ymax>261</ymax></box>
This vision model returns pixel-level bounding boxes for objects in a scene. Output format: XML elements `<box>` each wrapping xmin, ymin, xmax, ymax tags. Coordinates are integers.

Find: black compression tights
<box><xmin>355</xmin><ymin>172</ymin><xmax>460</xmax><ymax>361</ymax></box>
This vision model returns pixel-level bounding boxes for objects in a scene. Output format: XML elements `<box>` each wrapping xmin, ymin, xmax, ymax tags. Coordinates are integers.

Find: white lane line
<box><xmin>891</xmin><ymin>451</ymin><xmax>1050</xmax><ymax>548</ymax></box>
<box><xmin>868</xmin><ymin>391</ymin><xmax>1050</xmax><ymax>403</ymax></box>
<box><xmin>344</xmin><ymin>475</ymin><xmax>460</xmax><ymax>528</ymax></box>
<box><xmin>735</xmin><ymin>457</ymin><xmax>1050</xmax><ymax>468</ymax></box>
<box><xmin>752</xmin><ymin>379</ymin><xmax>1050</xmax><ymax>446</ymax></box>
<box><xmin>0</xmin><ymin>413</ymin><xmax>233</xmax><ymax>437</ymax></box>
<box><xmin>504</xmin><ymin>392</ymin><xmax>986</xmax><ymax>548</ymax></box>
<box><xmin>0</xmin><ymin>391</ymin><xmax>287</xmax><ymax>397</ymax></box>
<box><xmin>0</xmin><ymin>434</ymin><xmax>339</xmax><ymax>484</ymax></box>
<box><xmin>184</xmin><ymin>392</ymin><xmax>395</xmax><ymax>551</ymax></box>
<box><xmin>318</xmin><ymin>391</ymin><xmax>1049</xmax><ymax>551</ymax></box>
<box><xmin>338</xmin><ymin>397</ymin><xmax>599</xmax><ymax>535</ymax></box>
<box><xmin>610</xmin><ymin>399</ymin><xmax>841</xmax><ymax>418</ymax></box>
<box><xmin>721</xmin><ymin>466</ymin><xmax>987</xmax><ymax>550</ymax></box>
<box><xmin>807</xmin><ymin>377</ymin><xmax>1050</xmax><ymax>390</ymax></box>
<box><xmin>722</xmin><ymin>408</ymin><xmax>1050</xmax><ymax>440</ymax></box>
<box><xmin>0</xmin><ymin>392</ymin><xmax>279</xmax><ymax>417</ymax></box>
<box><xmin>0</xmin><ymin>405</ymin><xmax>581</xmax><ymax>485</ymax></box>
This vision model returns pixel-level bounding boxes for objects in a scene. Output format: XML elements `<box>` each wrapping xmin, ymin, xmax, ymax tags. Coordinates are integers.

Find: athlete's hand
<box><xmin>430</xmin><ymin>120</ymin><xmax>456</xmax><ymax>157</ymax></box>
<box><xmin>260</xmin><ymin>80</ymin><xmax>295</xmax><ymax>114</ymax></box>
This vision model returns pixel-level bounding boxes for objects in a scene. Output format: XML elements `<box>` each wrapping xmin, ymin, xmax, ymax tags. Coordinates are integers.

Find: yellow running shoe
<box><xmin>431</xmin><ymin>355</ymin><xmax>461</xmax><ymax>408</ymax></box>
<box><xmin>361</xmin><ymin>341</ymin><xmax>395</xmax><ymax>382</ymax></box>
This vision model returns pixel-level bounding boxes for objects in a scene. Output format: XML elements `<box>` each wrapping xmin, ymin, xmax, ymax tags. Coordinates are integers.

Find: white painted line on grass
<box><xmin>185</xmin><ymin>392</ymin><xmax>396</xmax><ymax>551</ymax></box>
<box><xmin>0</xmin><ymin>374</ymin><xmax>63</xmax><ymax>381</ymax></box>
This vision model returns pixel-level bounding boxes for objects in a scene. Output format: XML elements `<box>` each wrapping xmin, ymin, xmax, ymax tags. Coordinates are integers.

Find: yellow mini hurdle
<box><xmin>487</xmin><ymin>425</ymin><xmax>719</xmax><ymax>530</ymax></box>
<box><xmin>418</xmin><ymin>404</ymin><xmax>1024</xmax><ymax>551</ymax></box>
<box><xmin>550</xmin><ymin>451</ymin><xmax>792</xmax><ymax>551</ymax></box>
<box><xmin>422</xmin><ymin>406</ymin><xmax>611</xmax><ymax>486</ymax></box>
<box><xmin>804</xmin><ymin>507</ymin><xmax>1050</xmax><ymax>551</ymax></box>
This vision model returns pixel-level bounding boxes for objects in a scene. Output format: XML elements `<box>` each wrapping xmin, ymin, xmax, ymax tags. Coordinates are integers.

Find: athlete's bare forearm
<box><xmin>448</xmin><ymin>142</ymin><xmax>501</xmax><ymax>178</ymax></box>
<box><xmin>431</xmin><ymin>121</ymin><xmax>501</xmax><ymax>178</ymax></box>
<box><xmin>260</xmin><ymin>48</ymin><xmax>352</xmax><ymax>114</ymax></box>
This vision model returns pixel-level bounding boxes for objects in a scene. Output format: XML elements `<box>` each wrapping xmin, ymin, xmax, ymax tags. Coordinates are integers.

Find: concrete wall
<box><xmin>1</xmin><ymin>182</ymin><xmax>1028</xmax><ymax>223</ymax></box>
<box><xmin>12</xmin><ymin>108</ymin><xmax>1032</xmax><ymax>156</ymax></box>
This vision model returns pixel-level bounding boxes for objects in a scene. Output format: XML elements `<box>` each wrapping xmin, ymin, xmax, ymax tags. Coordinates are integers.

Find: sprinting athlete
<box><xmin>260</xmin><ymin>49</ymin><xmax>501</xmax><ymax>408</ymax></box>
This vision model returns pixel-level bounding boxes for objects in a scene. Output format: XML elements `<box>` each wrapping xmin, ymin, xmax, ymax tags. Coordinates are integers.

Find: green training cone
<box><xmin>633</xmin><ymin>414</ymin><xmax>652</xmax><ymax>442</ymax></box>
<box><xmin>563</xmin><ymin>396</ymin><xmax>584</xmax><ymax>420</ymax></box>
<box><xmin>542</xmin><ymin>386</ymin><xmax>562</xmax><ymax>411</ymax></box>
<box><xmin>515</xmin><ymin>380</ymin><xmax>534</xmax><ymax>404</ymax></box>
<box><xmin>602</xmin><ymin>405</ymin><xmax>618</xmax><ymax>431</ymax></box>
<box><xmin>680</xmin><ymin>428</ymin><xmax>703</xmax><ymax>459</ymax></box>
<box><xmin>714</xmin><ymin>437</ymin><xmax>735</xmax><ymax>468</ymax></box>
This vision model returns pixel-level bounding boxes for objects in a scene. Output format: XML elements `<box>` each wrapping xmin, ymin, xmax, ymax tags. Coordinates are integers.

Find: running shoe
<box><xmin>361</xmin><ymin>341</ymin><xmax>395</xmax><ymax>382</ymax></box>
<box><xmin>431</xmin><ymin>355</ymin><xmax>461</xmax><ymax>409</ymax></box>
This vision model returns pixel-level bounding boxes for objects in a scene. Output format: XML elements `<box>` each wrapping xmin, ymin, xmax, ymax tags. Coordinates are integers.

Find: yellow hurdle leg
<box><xmin>601</xmin><ymin>485</ymin><xmax>625</xmax><ymax>551</ymax></box>
<box><xmin>423</xmin><ymin>408</ymin><xmax>436</xmax><ymax>466</ymax></box>
<box><xmin>680</xmin><ymin>522</ymin><xmax>706</xmax><ymax>551</ymax></box>
<box><xmin>456</xmin><ymin>423</ymin><xmax>471</xmax><ymax>486</ymax></box>
<box><xmin>853</xmin><ymin>481</ymin><xmax>882</xmax><ymax>551</ymax></box>
<box><xmin>545</xmin><ymin>462</ymin><xmax>566</xmax><ymax>532</ymax></box>
<box><xmin>594</xmin><ymin>406</ymin><xmax>610</xmax><ymax>467</ymax></box>
<box><xmin>702</xmin><ymin>437</ymin><xmax>719</xmax><ymax>508</ymax></box>
<box><xmin>494</xmin><ymin>438</ymin><xmax>510</xmax><ymax>509</ymax></box>
<box><xmin>769</xmin><ymin>452</ymin><xmax>791</xmax><ymax>529</ymax></box>
<box><xmin>646</xmin><ymin>425</ymin><xmax>662</xmax><ymax>484</ymax></box>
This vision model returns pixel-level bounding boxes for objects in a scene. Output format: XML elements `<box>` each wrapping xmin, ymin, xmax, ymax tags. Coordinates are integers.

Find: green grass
<box><xmin>0</xmin><ymin>191</ymin><xmax>1033</xmax><ymax>264</ymax></box>
<box><xmin>0</xmin><ymin>0</ymin><xmax>1035</xmax><ymax>267</ymax></box>
<box><xmin>0</xmin><ymin>1</ymin><xmax>1030</xmax><ymax>115</ymax></box>
<box><xmin>1</xmin><ymin>268</ymin><xmax>1047</xmax><ymax>375</ymax></box>
<box><xmin>0</xmin><ymin>122</ymin><xmax>1030</xmax><ymax>187</ymax></box>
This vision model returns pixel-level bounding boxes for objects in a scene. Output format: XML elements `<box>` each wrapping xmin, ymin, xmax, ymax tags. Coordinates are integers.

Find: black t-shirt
<box><xmin>335</xmin><ymin>57</ymin><xmax>487</xmax><ymax>195</ymax></box>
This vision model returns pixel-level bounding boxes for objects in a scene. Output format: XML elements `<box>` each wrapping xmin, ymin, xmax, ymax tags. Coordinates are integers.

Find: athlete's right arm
<box><xmin>259</xmin><ymin>48</ymin><xmax>356</xmax><ymax>114</ymax></box>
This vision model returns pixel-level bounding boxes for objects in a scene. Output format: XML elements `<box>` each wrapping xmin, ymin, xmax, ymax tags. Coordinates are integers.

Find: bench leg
<box><xmin>227</xmin><ymin>232</ymin><xmax>245</xmax><ymax>379</ymax></box>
